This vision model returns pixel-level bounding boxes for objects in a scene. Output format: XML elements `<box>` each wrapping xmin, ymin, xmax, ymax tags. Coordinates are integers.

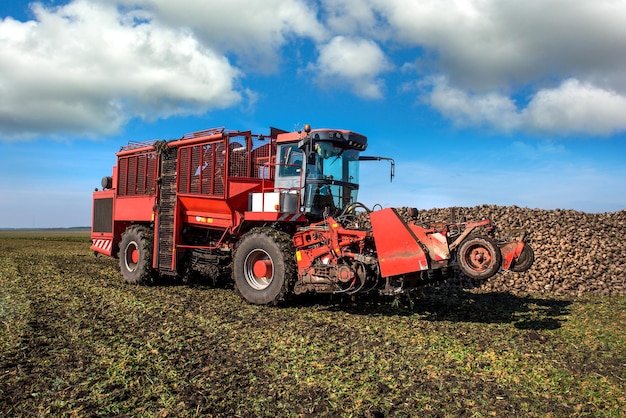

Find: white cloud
<box><xmin>2</xmin><ymin>0</ymin><xmax>626</xmax><ymax>139</ymax></box>
<box><xmin>319</xmin><ymin>0</ymin><xmax>626</xmax><ymax>135</ymax></box>
<box><xmin>0</xmin><ymin>0</ymin><xmax>242</xmax><ymax>139</ymax></box>
<box><xmin>428</xmin><ymin>76</ymin><xmax>521</xmax><ymax>132</ymax></box>
<box><xmin>522</xmin><ymin>79</ymin><xmax>626</xmax><ymax>136</ymax></box>
<box><xmin>427</xmin><ymin>77</ymin><xmax>626</xmax><ymax>136</ymax></box>
<box><xmin>368</xmin><ymin>0</ymin><xmax>626</xmax><ymax>89</ymax></box>
<box><xmin>312</xmin><ymin>36</ymin><xmax>392</xmax><ymax>99</ymax></box>
<box><xmin>116</xmin><ymin>0</ymin><xmax>326</xmax><ymax>72</ymax></box>
<box><xmin>320</xmin><ymin>0</ymin><xmax>388</xmax><ymax>38</ymax></box>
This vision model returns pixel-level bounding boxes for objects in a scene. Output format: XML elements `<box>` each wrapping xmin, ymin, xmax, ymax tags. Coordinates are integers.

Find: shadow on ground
<box><xmin>292</xmin><ymin>289</ymin><xmax>572</xmax><ymax>330</ymax></box>
<box><xmin>115</xmin><ymin>260</ymin><xmax>572</xmax><ymax>332</ymax></box>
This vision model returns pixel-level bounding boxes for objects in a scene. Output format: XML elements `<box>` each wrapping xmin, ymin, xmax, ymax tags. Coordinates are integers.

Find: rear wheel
<box><xmin>511</xmin><ymin>244</ymin><xmax>534</xmax><ymax>272</ymax></box>
<box><xmin>457</xmin><ymin>236</ymin><xmax>502</xmax><ymax>280</ymax></box>
<box><xmin>233</xmin><ymin>228</ymin><xmax>296</xmax><ymax>305</ymax></box>
<box><xmin>118</xmin><ymin>225</ymin><xmax>154</xmax><ymax>284</ymax></box>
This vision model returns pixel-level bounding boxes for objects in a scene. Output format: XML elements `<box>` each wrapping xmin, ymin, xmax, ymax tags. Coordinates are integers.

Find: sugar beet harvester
<box><xmin>91</xmin><ymin>125</ymin><xmax>533</xmax><ymax>305</ymax></box>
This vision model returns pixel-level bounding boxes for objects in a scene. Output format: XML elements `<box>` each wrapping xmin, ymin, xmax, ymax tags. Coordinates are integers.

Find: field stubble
<box><xmin>0</xmin><ymin>234</ymin><xmax>625</xmax><ymax>417</ymax></box>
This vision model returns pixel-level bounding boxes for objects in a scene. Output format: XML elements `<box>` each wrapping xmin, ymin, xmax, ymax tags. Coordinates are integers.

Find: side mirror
<box><xmin>359</xmin><ymin>156</ymin><xmax>395</xmax><ymax>182</ymax></box>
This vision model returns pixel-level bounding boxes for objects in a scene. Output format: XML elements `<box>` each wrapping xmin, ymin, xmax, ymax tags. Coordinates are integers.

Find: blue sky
<box><xmin>1</xmin><ymin>0</ymin><xmax>625</xmax><ymax>228</ymax></box>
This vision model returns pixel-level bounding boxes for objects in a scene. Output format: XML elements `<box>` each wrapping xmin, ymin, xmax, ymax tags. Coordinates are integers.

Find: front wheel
<box><xmin>118</xmin><ymin>225</ymin><xmax>154</xmax><ymax>284</ymax></box>
<box><xmin>232</xmin><ymin>228</ymin><xmax>296</xmax><ymax>305</ymax></box>
<box><xmin>457</xmin><ymin>236</ymin><xmax>502</xmax><ymax>280</ymax></box>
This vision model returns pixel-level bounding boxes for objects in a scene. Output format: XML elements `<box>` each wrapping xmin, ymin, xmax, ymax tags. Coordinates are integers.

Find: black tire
<box><xmin>118</xmin><ymin>225</ymin><xmax>154</xmax><ymax>284</ymax></box>
<box><xmin>457</xmin><ymin>236</ymin><xmax>502</xmax><ymax>280</ymax></box>
<box><xmin>511</xmin><ymin>244</ymin><xmax>534</xmax><ymax>272</ymax></box>
<box><xmin>232</xmin><ymin>228</ymin><xmax>296</xmax><ymax>305</ymax></box>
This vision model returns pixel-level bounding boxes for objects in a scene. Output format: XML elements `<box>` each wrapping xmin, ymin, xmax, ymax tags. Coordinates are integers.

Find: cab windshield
<box><xmin>304</xmin><ymin>141</ymin><xmax>360</xmax><ymax>216</ymax></box>
<box><xmin>314</xmin><ymin>142</ymin><xmax>359</xmax><ymax>184</ymax></box>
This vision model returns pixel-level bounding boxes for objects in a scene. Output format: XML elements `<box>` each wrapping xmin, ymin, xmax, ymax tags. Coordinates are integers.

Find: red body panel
<box><xmin>370</xmin><ymin>208</ymin><xmax>430</xmax><ymax>277</ymax></box>
<box><xmin>179</xmin><ymin>196</ymin><xmax>235</xmax><ymax>229</ymax></box>
<box><xmin>114</xmin><ymin>196</ymin><xmax>156</xmax><ymax>221</ymax></box>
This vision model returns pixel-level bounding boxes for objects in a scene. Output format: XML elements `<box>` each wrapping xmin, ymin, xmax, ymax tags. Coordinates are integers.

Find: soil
<box><xmin>1</xmin><ymin>235</ymin><xmax>625</xmax><ymax>417</ymax></box>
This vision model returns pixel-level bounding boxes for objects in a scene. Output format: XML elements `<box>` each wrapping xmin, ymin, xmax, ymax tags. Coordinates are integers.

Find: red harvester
<box><xmin>91</xmin><ymin>125</ymin><xmax>533</xmax><ymax>304</ymax></box>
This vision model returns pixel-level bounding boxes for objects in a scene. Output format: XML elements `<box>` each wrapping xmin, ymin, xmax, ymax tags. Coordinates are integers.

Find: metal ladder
<box><xmin>157</xmin><ymin>148</ymin><xmax>177</xmax><ymax>274</ymax></box>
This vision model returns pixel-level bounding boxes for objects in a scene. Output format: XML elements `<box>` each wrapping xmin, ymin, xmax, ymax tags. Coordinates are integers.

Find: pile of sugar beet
<box><xmin>352</xmin><ymin>205</ymin><xmax>626</xmax><ymax>297</ymax></box>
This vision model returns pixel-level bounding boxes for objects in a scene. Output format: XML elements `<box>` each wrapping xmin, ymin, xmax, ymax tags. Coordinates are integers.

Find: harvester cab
<box><xmin>274</xmin><ymin>124</ymin><xmax>372</xmax><ymax>220</ymax></box>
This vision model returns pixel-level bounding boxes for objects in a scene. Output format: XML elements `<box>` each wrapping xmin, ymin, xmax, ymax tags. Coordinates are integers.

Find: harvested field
<box><xmin>1</xmin><ymin>206</ymin><xmax>625</xmax><ymax>417</ymax></box>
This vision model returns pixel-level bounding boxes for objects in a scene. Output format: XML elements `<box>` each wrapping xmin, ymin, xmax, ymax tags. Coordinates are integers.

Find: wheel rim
<box><xmin>243</xmin><ymin>249</ymin><xmax>274</xmax><ymax>290</ymax></box>
<box><xmin>464</xmin><ymin>244</ymin><xmax>494</xmax><ymax>272</ymax></box>
<box><xmin>124</xmin><ymin>240</ymin><xmax>139</xmax><ymax>272</ymax></box>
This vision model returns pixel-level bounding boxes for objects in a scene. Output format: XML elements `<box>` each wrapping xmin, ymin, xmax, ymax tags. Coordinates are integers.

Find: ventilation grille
<box><xmin>250</xmin><ymin>136</ymin><xmax>274</xmax><ymax>180</ymax></box>
<box><xmin>93</xmin><ymin>198</ymin><xmax>113</xmax><ymax>233</ymax></box>
<box><xmin>228</xmin><ymin>135</ymin><xmax>249</xmax><ymax>178</ymax></box>
<box><xmin>117</xmin><ymin>152</ymin><xmax>158</xmax><ymax>196</ymax></box>
<box><xmin>177</xmin><ymin>140</ymin><xmax>227</xmax><ymax>197</ymax></box>
<box><xmin>176</xmin><ymin>134</ymin><xmax>274</xmax><ymax>196</ymax></box>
